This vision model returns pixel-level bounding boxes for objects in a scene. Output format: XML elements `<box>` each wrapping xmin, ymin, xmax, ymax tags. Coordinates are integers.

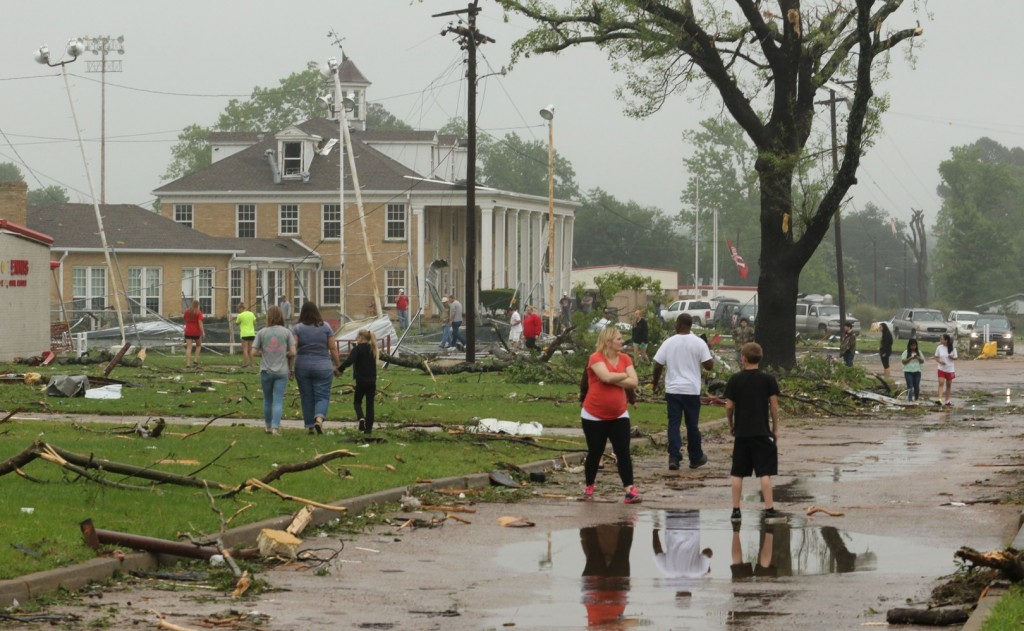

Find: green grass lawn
<box><xmin>981</xmin><ymin>585</ymin><xmax>1024</xmax><ymax>630</ymax></box>
<box><xmin>0</xmin><ymin>349</ymin><xmax>721</xmax><ymax>579</ymax></box>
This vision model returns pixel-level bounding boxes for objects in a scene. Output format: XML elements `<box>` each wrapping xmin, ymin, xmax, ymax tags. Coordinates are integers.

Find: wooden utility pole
<box><xmin>436</xmin><ymin>1</ymin><xmax>493</xmax><ymax>363</ymax></box>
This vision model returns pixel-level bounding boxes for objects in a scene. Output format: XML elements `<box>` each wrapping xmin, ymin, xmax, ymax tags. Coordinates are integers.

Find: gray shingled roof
<box><xmin>338</xmin><ymin>56</ymin><xmax>370</xmax><ymax>85</ymax></box>
<box><xmin>154</xmin><ymin>118</ymin><xmax>454</xmax><ymax>195</ymax></box>
<box><xmin>27</xmin><ymin>204</ymin><xmax>313</xmax><ymax>261</ymax></box>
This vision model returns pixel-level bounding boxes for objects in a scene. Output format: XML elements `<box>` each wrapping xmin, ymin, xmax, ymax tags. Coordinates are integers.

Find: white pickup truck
<box><xmin>795</xmin><ymin>302</ymin><xmax>861</xmax><ymax>337</ymax></box>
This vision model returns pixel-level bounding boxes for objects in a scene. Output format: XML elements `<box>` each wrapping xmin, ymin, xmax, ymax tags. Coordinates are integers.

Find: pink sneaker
<box><xmin>582</xmin><ymin>485</ymin><xmax>595</xmax><ymax>501</ymax></box>
<box><xmin>624</xmin><ymin>486</ymin><xmax>642</xmax><ymax>504</ymax></box>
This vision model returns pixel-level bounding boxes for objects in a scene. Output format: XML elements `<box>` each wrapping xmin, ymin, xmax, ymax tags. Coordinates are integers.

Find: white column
<box><xmin>531</xmin><ymin>210</ymin><xmax>543</xmax><ymax>308</ymax></box>
<box><xmin>561</xmin><ymin>214</ymin><xmax>574</xmax><ymax>294</ymax></box>
<box><xmin>412</xmin><ymin>202</ymin><xmax>425</xmax><ymax>315</ymax></box>
<box><xmin>507</xmin><ymin>209</ymin><xmax>520</xmax><ymax>290</ymax></box>
<box><xmin>493</xmin><ymin>206</ymin><xmax>506</xmax><ymax>288</ymax></box>
<box><xmin>519</xmin><ymin>210</ymin><xmax>531</xmax><ymax>298</ymax></box>
<box><xmin>480</xmin><ymin>203</ymin><xmax>494</xmax><ymax>290</ymax></box>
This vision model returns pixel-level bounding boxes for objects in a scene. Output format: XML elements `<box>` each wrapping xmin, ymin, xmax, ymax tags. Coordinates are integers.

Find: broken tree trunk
<box><xmin>955</xmin><ymin>546</ymin><xmax>1024</xmax><ymax>582</ymax></box>
<box><xmin>885</xmin><ymin>607</ymin><xmax>969</xmax><ymax>625</ymax></box>
<box><xmin>540</xmin><ymin>326</ymin><xmax>576</xmax><ymax>362</ymax></box>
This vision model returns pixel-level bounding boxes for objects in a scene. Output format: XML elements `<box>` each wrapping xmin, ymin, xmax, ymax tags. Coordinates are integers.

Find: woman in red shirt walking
<box><xmin>183</xmin><ymin>299</ymin><xmax>205</xmax><ymax>369</ymax></box>
<box><xmin>581</xmin><ymin>325</ymin><xmax>641</xmax><ymax>503</ymax></box>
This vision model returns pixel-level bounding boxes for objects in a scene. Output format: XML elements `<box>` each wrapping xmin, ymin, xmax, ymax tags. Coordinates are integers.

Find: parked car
<box><xmin>710</xmin><ymin>298</ymin><xmax>741</xmax><ymax>328</ymax></box>
<box><xmin>968</xmin><ymin>314</ymin><xmax>1014</xmax><ymax>355</ymax></box>
<box><xmin>795</xmin><ymin>302</ymin><xmax>861</xmax><ymax>337</ymax></box>
<box><xmin>948</xmin><ymin>310</ymin><xmax>980</xmax><ymax>336</ymax></box>
<box><xmin>660</xmin><ymin>299</ymin><xmax>712</xmax><ymax>327</ymax></box>
<box><xmin>890</xmin><ymin>308</ymin><xmax>956</xmax><ymax>341</ymax></box>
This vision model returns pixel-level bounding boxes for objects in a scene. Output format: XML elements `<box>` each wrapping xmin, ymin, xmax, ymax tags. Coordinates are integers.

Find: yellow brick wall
<box><xmin>0</xmin><ymin>181</ymin><xmax>28</xmax><ymax>226</ymax></box>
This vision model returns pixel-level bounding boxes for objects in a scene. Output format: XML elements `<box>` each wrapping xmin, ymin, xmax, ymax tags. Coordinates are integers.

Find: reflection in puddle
<box><xmin>490</xmin><ymin>509</ymin><xmax>954</xmax><ymax>629</ymax></box>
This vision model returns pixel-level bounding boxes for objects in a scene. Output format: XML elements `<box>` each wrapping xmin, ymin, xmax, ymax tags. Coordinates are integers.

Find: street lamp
<box><xmin>321</xmin><ymin>58</ymin><xmax>356</xmax><ymax>322</ymax></box>
<box><xmin>80</xmin><ymin>35</ymin><xmax>125</xmax><ymax>204</ymax></box>
<box><xmin>540</xmin><ymin>104</ymin><xmax>555</xmax><ymax>336</ymax></box>
<box><xmin>35</xmin><ymin>39</ymin><xmax>126</xmax><ymax>347</ymax></box>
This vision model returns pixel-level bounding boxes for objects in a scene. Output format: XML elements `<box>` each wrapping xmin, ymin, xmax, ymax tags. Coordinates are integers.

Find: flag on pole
<box><xmin>726</xmin><ymin>239</ymin><xmax>749</xmax><ymax>280</ymax></box>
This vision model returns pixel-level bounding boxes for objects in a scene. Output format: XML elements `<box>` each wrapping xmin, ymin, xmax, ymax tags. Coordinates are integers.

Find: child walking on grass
<box><xmin>339</xmin><ymin>329</ymin><xmax>379</xmax><ymax>435</ymax></box>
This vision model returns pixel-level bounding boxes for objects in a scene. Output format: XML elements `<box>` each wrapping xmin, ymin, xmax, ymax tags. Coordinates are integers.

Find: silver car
<box><xmin>891</xmin><ymin>308</ymin><xmax>956</xmax><ymax>341</ymax></box>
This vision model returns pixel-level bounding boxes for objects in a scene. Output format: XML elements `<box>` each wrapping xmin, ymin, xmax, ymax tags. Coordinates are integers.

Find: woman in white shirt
<box><xmin>933</xmin><ymin>333</ymin><xmax>957</xmax><ymax>406</ymax></box>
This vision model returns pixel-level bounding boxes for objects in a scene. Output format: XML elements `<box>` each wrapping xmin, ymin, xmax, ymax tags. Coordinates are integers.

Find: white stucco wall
<box><xmin>0</xmin><ymin>230</ymin><xmax>52</xmax><ymax>360</ymax></box>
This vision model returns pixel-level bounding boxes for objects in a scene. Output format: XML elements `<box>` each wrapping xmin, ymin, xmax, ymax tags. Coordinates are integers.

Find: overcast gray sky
<box><xmin>2</xmin><ymin>1</ymin><xmax>1021</xmax><ymax>232</ymax></box>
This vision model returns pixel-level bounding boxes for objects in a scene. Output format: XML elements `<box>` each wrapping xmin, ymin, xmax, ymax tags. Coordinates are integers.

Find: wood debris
<box><xmin>805</xmin><ymin>504</ymin><xmax>845</xmax><ymax>517</ymax></box>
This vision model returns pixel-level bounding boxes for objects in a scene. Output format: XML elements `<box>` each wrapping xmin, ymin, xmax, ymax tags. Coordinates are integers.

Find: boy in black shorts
<box><xmin>724</xmin><ymin>342</ymin><xmax>782</xmax><ymax>523</ymax></box>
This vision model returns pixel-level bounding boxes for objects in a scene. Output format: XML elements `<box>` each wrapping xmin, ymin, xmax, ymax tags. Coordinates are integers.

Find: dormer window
<box><xmin>282</xmin><ymin>142</ymin><xmax>303</xmax><ymax>177</ymax></box>
<box><xmin>274</xmin><ymin>127</ymin><xmax>322</xmax><ymax>181</ymax></box>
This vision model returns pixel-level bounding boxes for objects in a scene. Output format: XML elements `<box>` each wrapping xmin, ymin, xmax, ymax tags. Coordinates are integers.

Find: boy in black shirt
<box><xmin>724</xmin><ymin>342</ymin><xmax>782</xmax><ymax>524</ymax></box>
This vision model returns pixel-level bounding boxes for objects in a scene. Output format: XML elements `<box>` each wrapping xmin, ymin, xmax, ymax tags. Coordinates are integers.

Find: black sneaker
<box><xmin>689</xmin><ymin>454</ymin><xmax>708</xmax><ymax>469</ymax></box>
<box><xmin>730</xmin><ymin>508</ymin><xmax>742</xmax><ymax>523</ymax></box>
<box><xmin>762</xmin><ymin>508</ymin><xmax>787</xmax><ymax>523</ymax></box>
<box><xmin>668</xmin><ymin>459</ymin><xmax>681</xmax><ymax>471</ymax></box>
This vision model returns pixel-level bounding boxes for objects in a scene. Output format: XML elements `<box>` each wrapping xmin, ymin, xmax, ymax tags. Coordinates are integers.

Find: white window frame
<box><xmin>173</xmin><ymin>204</ymin><xmax>193</xmax><ymax>228</ymax></box>
<box><xmin>236</xmin><ymin>204</ymin><xmax>256</xmax><ymax>238</ymax></box>
<box><xmin>279</xmin><ymin>204</ymin><xmax>299</xmax><ymax>236</ymax></box>
<box><xmin>127</xmin><ymin>266</ymin><xmax>162</xmax><ymax>316</ymax></box>
<box><xmin>294</xmin><ymin>269</ymin><xmax>311</xmax><ymax>313</ymax></box>
<box><xmin>229</xmin><ymin>268</ymin><xmax>244</xmax><ymax>312</ymax></box>
<box><xmin>386</xmin><ymin>203</ymin><xmax>406</xmax><ymax>241</ymax></box>
<box><xmin>72</xmin><ymin>266</ymin><xmax>106</xmax><ymax>315</ymax></box>
<box><xmin>321</xmin><ymin>269</ymin><xmax>341</xmax><ymax>306</ymax></box>
<box><xmin>385</xmin><ymin>269</ymin><xmax>405</xmax><ymax>306</ymax></box>
<box><xmin>182</xmin><ymin>267</ymin><xmax>214</xmax><ymax>315</ymax></box>
<box><xmin>451</xmin><ymin>216</ymin><xmax>459</xmax><ymax>244</ymax></box>
<box><xmin>322</xmin><ymin>203</ymin><xmax>341</xmax><ymax>240</ymax></box>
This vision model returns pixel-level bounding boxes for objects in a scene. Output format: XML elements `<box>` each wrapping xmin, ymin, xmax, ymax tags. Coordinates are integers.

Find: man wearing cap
<box><xmin>559</xmin><ymin>293</ymin><xmax>573</xmax><ymax>331</ymax></box>
<box><xmin>395</xmin><ymin>289</ymin><xmax>409</xmax><ymax>330</ymax></box>
<box><xmin>840</xmin><ymin>321</ymin><xmax>857</xmax><ymax>367</ymax></box>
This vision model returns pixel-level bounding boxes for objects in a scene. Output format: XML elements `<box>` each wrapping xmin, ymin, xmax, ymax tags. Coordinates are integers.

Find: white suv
<box><xmin>660</xmin><ymin>300</ymin><xmax>712</xmax><ymax>327</ymax></box>
<box><xmin>948</xmin><ymin>310</ymin><xmax>979</xmax><ymax>336</ymax></box>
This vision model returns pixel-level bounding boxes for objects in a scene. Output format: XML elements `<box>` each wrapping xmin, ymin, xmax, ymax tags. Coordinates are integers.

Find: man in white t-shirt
<box><xmin>508</xmin><ymin>306</ymin><xmax>523</xmax><ymax>350</ymax></box>
<box><xmin>653</xmin><ymin>313</ymin><xmax>714</xmax><ymax>471</ymax></box>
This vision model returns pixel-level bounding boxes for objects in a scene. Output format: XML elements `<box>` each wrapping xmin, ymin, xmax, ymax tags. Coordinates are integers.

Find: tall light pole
<box><xmin>80</xmin><ymin>35</ymin><xmax>124</xmax><ymax>205</ymax></box>
<box><xmin>540</xmin><ymin>105</ymin><xmax>555</xmax><ymax>335</ymax></box>
<box><xmin>35</xmin><ymin>39</ymin><xmax>126</xmax><ymax>346</ymax></box>
<box><xmin>321</xmin><ymin>58</ymin><xmax>355</xmax><ymax>322</ymax></box>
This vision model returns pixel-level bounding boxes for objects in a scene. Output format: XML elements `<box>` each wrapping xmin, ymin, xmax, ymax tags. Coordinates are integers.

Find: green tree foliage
<box><xmin>0</xmin><ymin>163</ymin><xmax>23</xmax><ymax>182</ymax></box>
<box><xmin>574</xmin><ymin>188</ymin><xmax>681</xmax><ymax>269</ymax></box>
<box><xmin>163</xmin><ymin>63</ymin><xmax>411</xmax><ymax>181</ymax></box>
<box><xmin>478</xmin><ymin>132</ymin><xmax>579</xmax><ymax>199</ymax></box>
<box><xmin>366</xmin><ymin>103</ymin><xmax>413</xmax><ymax>131</ymax></box>
<box><xmin>680</xmin><ymin>119</ymin><xmax>761</xmax><ymax>286</ymax></box>
<box><xmin>497</xmin><ymin>0</ymin><xmax>923</xmax><ymax>369</ymax></box>
<box><xmin>26</xmin><ymin>186</ymin><xmax>70</xmax><ymax>208</ymax></box>
<box><xmin>933</xmin><ymin>138</ymin><xmax>1024</xmax><ymax>308</ymax></box>
<box><xmin>0</xmin><ymin>162</ymin><xmax>70</xmax><ymax>207</ymax></box>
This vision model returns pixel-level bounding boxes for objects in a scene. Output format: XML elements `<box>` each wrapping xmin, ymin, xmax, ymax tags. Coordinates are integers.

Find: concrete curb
<box><xmin>0</xmin><ymin>451</ymin><xmax>586</xmax><ymax>608</ymax></box>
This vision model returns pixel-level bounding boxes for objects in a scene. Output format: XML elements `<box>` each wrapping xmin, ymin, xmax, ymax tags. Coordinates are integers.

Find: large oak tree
<box><xmin>498</xmin><ymin>0</ymin><xmax>922</xmax><ymax>368</ymax></box>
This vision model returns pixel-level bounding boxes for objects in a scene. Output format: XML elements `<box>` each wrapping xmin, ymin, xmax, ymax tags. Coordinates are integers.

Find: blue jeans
<box><xmin>294</xmin><ymin>366</ymin><xmax>334</xmax><ymax>428</ymax></box>
<box><xmin>260</xmin><ymin>371</ymin><xmax>288</xmax><ymax>430</ymax></box>
<box><xmin>665</xmin><ymin>393</ymin><xmax>704</xmax><ymax>465</ymax></box>
<box><xmin>441</xmin><ymin>323</ymin><xmax>452</xmax><ymax>348</ymax></box>
<box><xmin>451</xmin><ymin>320</ymin><xmax>466</xmax><ymax>346</ymax></box>
<box><xmin>904</xmin><ymin>371</ymin><xmax>922</xmax><ymax>401</ymax></box>
<box><xmin>398</xmin><ymin>309</ymin><xmax>408</xmax><ymax>330</ymax></box>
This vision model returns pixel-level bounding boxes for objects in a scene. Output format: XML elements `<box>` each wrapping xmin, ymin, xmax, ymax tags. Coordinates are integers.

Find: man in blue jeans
<box><xmin>652</xmin><ymin>313</ymin><xmax>714</xmax><ymax>470</ymax></box>
<box><xmin>448</xmin><ymin>294</ymin><xmax>466</xmax><ymax>351</ymax></box>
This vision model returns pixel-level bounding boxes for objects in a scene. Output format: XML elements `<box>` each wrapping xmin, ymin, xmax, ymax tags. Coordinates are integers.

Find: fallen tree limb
<box><xmin>540</xmin><ymin>326</ymin><xmax>577</xmax><ymax>362</ymax></box>
<box><xmin>180</xmin><ymin>412</ymin><xmax>239</xmax><ymax>440</ymax></box>
<box><xmin>242</xmin><ymin>479</ymin><xmax>347</xmax><ymax>512</ymax></box>
<box><xmin>885</xmin><ymin>607</ymin><xmax>969</xmax><ymax>625</ymax></box>
<box><xmin>806</xmin><ymin>505</ymin><xmax>845</xmax><ymax>517</ymax></box>
<box><xmin>379</xmin><ymin>352</ymin><xmax>511</xmax><ymax>374</ymax></box>
<box><xmin>955</xmin><ymin>546</ymin><xmax>1024</xmax><ymax>582</ymax></box>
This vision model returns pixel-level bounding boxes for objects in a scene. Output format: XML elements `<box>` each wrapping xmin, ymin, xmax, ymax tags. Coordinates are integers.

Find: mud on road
<box><xmin>28</xmin><ymin>356</ymin><xmax>1024</xmax><ymax>630</ymax></box>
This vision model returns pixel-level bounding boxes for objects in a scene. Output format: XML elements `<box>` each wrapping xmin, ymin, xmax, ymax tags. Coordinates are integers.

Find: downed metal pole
<box><xmin>80</xmin><ymin>519</ymin><xmax>257</xmax><ymax>560</ymax></box>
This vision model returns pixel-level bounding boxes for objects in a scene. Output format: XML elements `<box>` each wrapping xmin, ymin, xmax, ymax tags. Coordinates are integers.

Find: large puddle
<box><xmin>489</xmin><ymin>509</ymin><xmax>956</xmax><ymax>629</ymax></box>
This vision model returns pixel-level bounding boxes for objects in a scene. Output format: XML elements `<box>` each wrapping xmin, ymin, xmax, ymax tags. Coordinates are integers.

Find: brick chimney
<box><xmin>0</xmin><ymin>181</ymin><xmax>28</xmax><ymax>226</ymax></box>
